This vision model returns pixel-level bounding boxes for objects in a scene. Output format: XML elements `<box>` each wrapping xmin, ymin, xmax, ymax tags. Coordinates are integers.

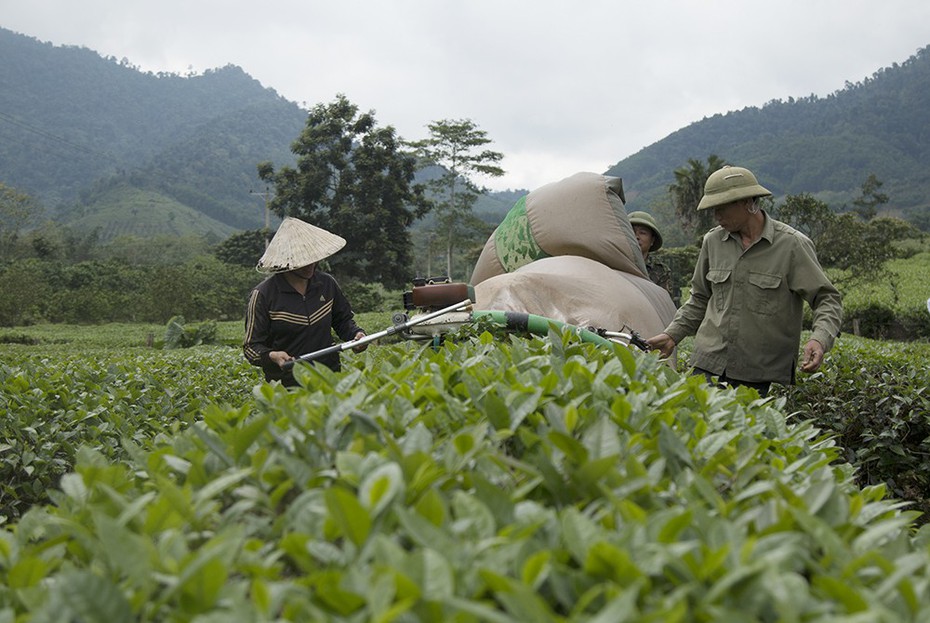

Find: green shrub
<box><xmin>844</xmin><ymin>301</ymin><xmax>898</xmax><ymax>339</ymax></box>
<box><xmin>163</xmin><ymin>316</ymin><xmax>219</xmax><ymax>349</ymax></box>
<box><xmin>0</xmin><ymin>259</ymin><xmax>48</xmax><ymax>326</ymax></box>
<box><xmin>0</xmin><ymin>257</ymin><xmax>261</xmax><ymax>325</ymax></box>
<box><xmin>2</xmin><ymin>331</ymin><xmax>929</xmax><ymax>620</ymax></box>
<box><xmin>778</xmin><ymin>337</ymin><xmax>930</xmax><ymax>520</ymax></box>
<box><xmin>0</xmin><ymin>332</ymin><xmax>38</xmax><ymax>345</ymax></box>
<box><xmin>842</xmin><ymin>302</ymin><xmax>930</xmax><ymax>340</ymax></box>
<box><xmin>899</xmin><ymin>305</ymin><xmax>930</xmax><ymax>339</ymax></box>
<box><xmin>341</xmin><ymin>280</ymin><xmax>401</xmax><ymax>313</ymax></box>
<box><xmin>0</xmin><ymin>347</ymin><xmax>257</xmax><ymax>520</ymax></box>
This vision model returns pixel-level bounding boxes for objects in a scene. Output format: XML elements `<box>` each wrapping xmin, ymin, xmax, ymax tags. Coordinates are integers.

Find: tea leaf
<box><xmin>325</xmin><ymin>487</ymin><xmax>371</xmax><ymax>547</ymax></box>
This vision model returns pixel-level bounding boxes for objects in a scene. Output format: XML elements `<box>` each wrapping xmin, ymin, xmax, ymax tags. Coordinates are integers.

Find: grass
<box><xmin>834</xmin><ymin>250</ymin><xmax>930</xmax><ymax>312</ymax></box>
<box><xmin>0</xmin><ymin>311</ymin><xmax>395</xmax><ymax>352</ymax></box>
<box><xmin>69</xmin><ymin>183</ymin><xmax>237</xmax><ymax>241</ymax></box>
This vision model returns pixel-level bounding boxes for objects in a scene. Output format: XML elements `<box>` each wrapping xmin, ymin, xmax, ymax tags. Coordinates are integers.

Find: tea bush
<box><xmin>0</xmin><ymin>347</ymin><xmax>258</xmax><ymax>520</ymax></box>
<box><xmin>778</xmin><ymin>336</ymin><xmax>930</xmax><ymax>520</ymax></box>
<box><xmin>163</xmin><ymin>316</ymin><xmax>219</xmax><ymax>349</ymax></box>
<box><xmin>836</xmin><ymin>251</ymin><xmax>930</xmax><ymax>340</ymax></box>
<box><xmin>1</xmin><ymin>331</ymin><xmax>929</xmax><ymax>620</ymax></box>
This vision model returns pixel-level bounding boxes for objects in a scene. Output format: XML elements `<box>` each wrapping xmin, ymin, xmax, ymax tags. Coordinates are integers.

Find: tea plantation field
<box><xmin>1</xmin><ymin>318</ymin><xmax>929</xmax><ymax>620</ymax></box>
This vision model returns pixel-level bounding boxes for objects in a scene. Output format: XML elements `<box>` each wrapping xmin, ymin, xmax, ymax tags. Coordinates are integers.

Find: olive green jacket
<box><xmin>645</xmin><ymin>257</ymin><xmax>672</xmax><ymax>294</ymax></box>
<box><xmin>664</xmin><ymin>213</ymin><xmax>843</xmax><ymax>385</ymax></box>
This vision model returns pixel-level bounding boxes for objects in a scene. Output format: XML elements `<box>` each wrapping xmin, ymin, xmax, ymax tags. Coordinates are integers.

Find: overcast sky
<box><xmin>4</xmin><ymin>1</ymin><xmax>930</xmax><ymax>191</ymax></box>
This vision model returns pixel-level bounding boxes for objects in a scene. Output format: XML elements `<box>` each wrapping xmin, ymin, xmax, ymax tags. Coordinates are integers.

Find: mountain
<box><xmin>2</xmin><ymin>26</ymin><xmax>929</xmax><ymax>245</ymax></box>
<box><xmin>606</xmin><ymin>45</ymin><xmax>930</xmax><ymax>242</ymax></box>
<box><xmin>0</xmin><ymin>27</ymin><xmax>305</xmax><ymax>239</ymax></box>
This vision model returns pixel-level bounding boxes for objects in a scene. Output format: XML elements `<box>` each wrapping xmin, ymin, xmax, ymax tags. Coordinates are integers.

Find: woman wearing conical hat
<box><xmin>243</xmin><ymin>217</ymin><xmax>366</xmax><ymax>386</ymax></box>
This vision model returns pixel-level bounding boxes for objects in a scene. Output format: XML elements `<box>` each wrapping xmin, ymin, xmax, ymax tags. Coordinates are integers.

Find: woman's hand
<box><xmin>269</xmin><ymin>350</ymin><xmax>293</xmax><ymax>368</ymax></box>
<box><xmin>351</xmin><ymin>331</ymin><xmax>368</xmax><ymax>353</ymax></box>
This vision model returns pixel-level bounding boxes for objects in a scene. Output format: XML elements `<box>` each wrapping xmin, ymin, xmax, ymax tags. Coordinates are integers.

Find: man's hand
<box><xmin>800</xmin><ymin>339</ymin><xmax>825</xmax><ymax>373</ymax></box>
<box><xmin>351</xmin><ymin>331</ymin><xmax>368</xmax><ymax>353</ymax></box>
<box><xmin>646</xmin><ymin>332</ymin><xmax>676</xmax><ymax>358</ymax></box>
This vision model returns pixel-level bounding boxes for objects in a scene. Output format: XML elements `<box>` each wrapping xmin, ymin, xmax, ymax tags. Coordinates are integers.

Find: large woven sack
<box><xmin>474</xmin><ymin>255</ymin><xmax>676</xmax><ymax>340</ymax></box>
<box><xmin>471</xmin><ymin>172</ymin><xmax>648</xmax><ymax>285</ymax></box>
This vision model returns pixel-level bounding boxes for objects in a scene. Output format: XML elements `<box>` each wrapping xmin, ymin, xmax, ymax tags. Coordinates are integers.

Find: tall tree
<box><xmin>775</xmin><ymin>189</ymin><xmax>919</xmax><ymax>296</ymax></box>
<box><xmin>257</xmin><ymin>94</ymin><xmax>429</xmax><ymax>288</ymax></box>
<box><xmin>213</xmin><ymin>228</ymin><xmax>268</xmax><ymax>267</ymax></box>
<box><xmin>851</xmin><ymin>173</ymin><xmax>889</xmax><ymax>220</ymax></box>
<box><xmin>668</xmin><ymin>155</ymin><xmax>726</xmax><ymax>242</ymax></box>
<box><xmin>774</xmin><ymin>193</ymin><xmax>834</xmax><ymax>241</ymax></box>
<box><xmin>0</xmin><ymin>183</ymin><xmax>42</xmax><ymax>261</ymax></box>
<box><xmin>411</xmin><ymin>119</ymin><xmax>504</xmax><ymax>279</ymax></box>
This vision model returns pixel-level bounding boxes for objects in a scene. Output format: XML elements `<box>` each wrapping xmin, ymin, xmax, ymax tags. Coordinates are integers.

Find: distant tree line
<box><xmin>0</xmin><ymin>96</ymin><xmax>507</xmax><ymax>326</ymax></box>
<box><xmin>0</xmin><ymin>228</ymin><xmax>261</xmax><ymax>327</ymax></box>
<box><xmin>3</xmin><ymin>115</ymin><xmax>925</xmax><ymax>338</ymax></box>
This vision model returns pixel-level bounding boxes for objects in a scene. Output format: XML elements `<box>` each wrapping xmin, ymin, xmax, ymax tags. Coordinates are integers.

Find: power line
<box><xmin>249</xmin><ymin>186</ymin><xmax>274</xmax><ymax>248</ymax></box>
<box><xmin>0</xmin><ymin>110</ymin><xmax>117</xmax><ymax>161</ymax></box>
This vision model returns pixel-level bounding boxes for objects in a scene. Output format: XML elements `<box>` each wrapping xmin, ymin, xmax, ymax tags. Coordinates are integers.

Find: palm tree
<box><xmin>669</xmin><ymin>155</ymin><xmax>726</xmax><ymax>242</ymax></box>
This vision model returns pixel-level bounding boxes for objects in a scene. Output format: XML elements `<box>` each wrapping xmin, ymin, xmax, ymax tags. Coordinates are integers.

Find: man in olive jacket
<box><xmin>646</xmin><ymin>166</ymin><xmax>843</xmax><ymax>397</ymax></box>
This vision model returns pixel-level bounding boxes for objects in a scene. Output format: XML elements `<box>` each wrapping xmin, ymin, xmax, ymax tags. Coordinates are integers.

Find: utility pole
<box><xmin>426</xmin><ymin>231</ymin><xmax>435</xmax><ymax>277</ymax></box>
<box><xmin>249</xmin><ymin>186</ymin><xmax>273</xmax><ymax>248</ymax></box>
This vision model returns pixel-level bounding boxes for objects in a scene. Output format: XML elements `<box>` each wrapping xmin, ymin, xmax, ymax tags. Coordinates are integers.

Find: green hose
<box><xmin>470</xmin><ymin>310</ymin><xmax>612</xmax><ymax>347</ymax></box>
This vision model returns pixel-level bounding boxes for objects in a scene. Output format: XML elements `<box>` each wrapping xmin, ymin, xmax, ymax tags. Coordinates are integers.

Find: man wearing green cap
<box><xmin>646</xmin><ymin>166</ymin><xmax>843</xmax><ymax>397</ymax></box>
<box><xmin>628</xmin><ymin>210</ymin><xmax>674</xmax><ymax>300</ymax></box>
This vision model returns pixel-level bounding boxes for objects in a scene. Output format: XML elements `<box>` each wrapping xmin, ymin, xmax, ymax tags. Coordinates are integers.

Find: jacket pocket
<box><xmin>707</xmin><ymin>269</ymin><xmax>731</xmax><ymax>312</ymax></box>
<box><xmin>748</xmin><ymin>272</ymin><xmax>782</xmax><ymax>316</ymax></box>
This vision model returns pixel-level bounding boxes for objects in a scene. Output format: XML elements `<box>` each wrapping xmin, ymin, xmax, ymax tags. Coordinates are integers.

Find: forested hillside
<box><xmin>2</xmin><ymin>26</ymin><xmax>929</xmax><ymax>244</ymax></box>
<box><xmin>0</xmin><ymin>27</ymin><xmax>305</xmax><ymax>238</ymax></box>
<box><xmin>608</xmin><ymin>45</ymin><xmax>930</xmax><ymax>239</ymax></box>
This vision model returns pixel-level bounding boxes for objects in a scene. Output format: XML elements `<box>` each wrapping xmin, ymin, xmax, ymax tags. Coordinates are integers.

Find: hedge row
<box><xmin>777</xmin><ymin>336</ymin><xmax>930</xmax><ymax>521</ymax></box>
<box><xmin>1</xmin><ymin>331</ymin><xmax>929</xmax><ymax>619</ymax></box>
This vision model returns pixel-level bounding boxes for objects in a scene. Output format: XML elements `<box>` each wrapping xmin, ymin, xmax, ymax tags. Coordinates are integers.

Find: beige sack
<box><xmin>474</xmin><ymin>255</ymin><xmax>676</xmax><ymax>340</ymax></box>
<box><xmin>471</xmin><ymin>172</ymin><xmax>647</xmax><ymax>285</ymax></box>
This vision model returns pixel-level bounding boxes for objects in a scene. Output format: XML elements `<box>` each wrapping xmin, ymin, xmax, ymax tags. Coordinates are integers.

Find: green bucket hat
<box><xmin>697</xmin><ymin>166</ymin><xmax>772</xmax><ymax>210</ymax></box>
<box><xmin>628</xmin><ymin>211</ymin><xmax>663</xmax><ymax>252</ymax></box>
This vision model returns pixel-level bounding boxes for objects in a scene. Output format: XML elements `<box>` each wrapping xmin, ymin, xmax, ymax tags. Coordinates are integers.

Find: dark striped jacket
<box><xmin>243</xmin><ymin>271</ymin><xmax>362</xmax><ymax>385</ymax></box>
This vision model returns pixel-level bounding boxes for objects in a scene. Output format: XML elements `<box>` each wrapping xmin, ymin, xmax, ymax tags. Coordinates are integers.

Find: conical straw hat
<box><xmin>256</xmin><ymin>217</ymin><xmax>346</xmax><ymax>273</ymax></box>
